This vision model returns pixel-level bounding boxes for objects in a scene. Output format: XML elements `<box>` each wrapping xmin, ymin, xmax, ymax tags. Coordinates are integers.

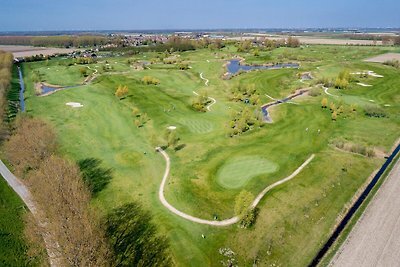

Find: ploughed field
<box><xmin>21</xmin><ymin>45</ymin><xmax>400</xmax><ymax>266</ymax></box>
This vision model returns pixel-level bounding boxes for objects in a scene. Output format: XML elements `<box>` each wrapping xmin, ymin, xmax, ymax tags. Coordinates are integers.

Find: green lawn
<box><xmin>21</xmin><ymin>45</ymin><xmax>400</xmax><ymax>266</ymax></box>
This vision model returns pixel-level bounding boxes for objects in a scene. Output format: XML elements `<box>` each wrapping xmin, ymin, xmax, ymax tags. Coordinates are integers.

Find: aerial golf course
<box><xmin>19</xmin><ymin>44</ymin><xmax>400</xmax><ymax>266</ymax></box>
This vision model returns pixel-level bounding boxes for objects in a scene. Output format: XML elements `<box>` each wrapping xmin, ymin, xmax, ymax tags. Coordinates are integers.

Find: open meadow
<box><xmin>19</xmin><ymin>44</ymin><xmax>400</xmax><ymax>266</ymax></box>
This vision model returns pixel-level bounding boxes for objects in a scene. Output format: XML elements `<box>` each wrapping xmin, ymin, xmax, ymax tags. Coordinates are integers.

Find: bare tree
<box><xmin>4</xmin><ymin>117</ymin><xmax>56</xmax><ymax>176</ymax></box>
<box><xmin>28</xmin><ymin>155</ymin><xmax>110</xmax><ymax>266</ymax></box>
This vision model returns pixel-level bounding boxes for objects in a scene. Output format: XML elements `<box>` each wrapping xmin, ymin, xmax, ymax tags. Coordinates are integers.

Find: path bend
<box><xmin>156</xmin><ymin>147</ymin><xmax>315</xmax><ymax>226</ymax></box>
<box><xmin>199</xmin><ymin>72</ymin><xmax>209</xmax><ymax>86</ymax></box>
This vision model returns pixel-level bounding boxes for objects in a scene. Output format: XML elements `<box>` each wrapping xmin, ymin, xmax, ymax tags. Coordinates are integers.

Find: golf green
<box><xmin>217</xmin><ymin>156</ymin><xmax>279</xmax><ymax>189</ymax></box>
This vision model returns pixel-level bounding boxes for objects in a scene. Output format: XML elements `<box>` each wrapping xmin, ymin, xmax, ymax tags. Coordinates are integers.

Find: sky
<box><xmin>1</xmin><ymin>0</ymin><xmax>400</xmax><ymax>31</ymax></box>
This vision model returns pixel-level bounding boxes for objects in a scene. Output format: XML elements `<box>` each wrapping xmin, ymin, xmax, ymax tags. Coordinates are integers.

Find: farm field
<box><xmin>20</xmin><ymin>44</ymin><xmax>400</xmax><ymax>266</ymax></box>
<box><xmin>0</xmin><ymin>45</ymin><xmax>76</xmax><ymax>58</ymax></box>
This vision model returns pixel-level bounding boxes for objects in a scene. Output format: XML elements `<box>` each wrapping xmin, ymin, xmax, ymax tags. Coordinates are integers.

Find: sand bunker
<box><xmin>167</xmin><ymin>126</ymin><xmax>177</xmax><ymax>130</ymax></box>
<box><xmin>351</xmin><ymin>71</ymin><xmax>383</xmax><ymax>78</ymax></box>
<box><xmin>66</xmin><ymin>102</ymin><xmax>83</xmax><ymax>108</ymax></box>
<box><xmin>357</xmin><ymin>83</ymin><xmax>372</xmax><ymax>87</ymax></box>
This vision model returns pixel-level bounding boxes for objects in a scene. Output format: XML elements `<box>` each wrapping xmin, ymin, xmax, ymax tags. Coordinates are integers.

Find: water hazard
<box><xmin>261</xmin><ymin>89</ymin><xmax>308</xmax><ymax>122</ymax></box>
<box><xmin>17</xmin><ymin>66</ymin><xmax>25</xmax><ymax>112</ymax></box>
<box><xmin>226</xmin><ymin>59</ymin><xmax>299</xmax><ymax>75</ymax></box>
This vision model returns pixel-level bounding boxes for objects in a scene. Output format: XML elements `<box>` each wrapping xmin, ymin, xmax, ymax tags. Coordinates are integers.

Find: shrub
<box><xmin>364</xmin><ymin>104</ymin><xmax>387</xmax><ymax>118</ymax></box>
<box><xmin>142</xmin><ymin>76</ymin><xmax>160</xmax><ymax>85</ymax></box>
<box><xmin>383</xmin><ymin>59</ymin><xmax>400</xmax><ymax>68</ymax></box>
<box><xmin>239</xmin><ymin>208</ymin><xmax>258</xmax><ymax>229</ymax></box>
<box><xmin>309</xmin><ymin>87</ymin><xmax>321</xmax><ymax>97</ymax></box>
<box><xmin>115</xmin><ymin>85</ymin><xmax>129</xmax><ymax>99</ymax></box>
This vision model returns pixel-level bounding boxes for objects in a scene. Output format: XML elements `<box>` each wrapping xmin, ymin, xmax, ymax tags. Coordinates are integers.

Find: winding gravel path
<box><xmin>192</xmin><ymin>91</ymin><xmax>217</xmax><ymax>111</ymax></box>
<box><xmin>324</xmin><ymin>87</ymin><xmax>338</xmax><ymax>97</ymax></box>
<box><xmin>199</xmin><ymin>72</ymin><xmax>209</xmax><ymax>86</ymax></box>
<box><xmin>156</xmin><ymin>147</ymin><xmax>315</xmax><ymax>226</ymax></box>
<box><xmin>0</xmin><ymin>160</ymin><xmax>61</xmax><ymax>266</ymax></box>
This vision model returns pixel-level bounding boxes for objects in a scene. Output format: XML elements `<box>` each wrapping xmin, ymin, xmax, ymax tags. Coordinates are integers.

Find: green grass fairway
<box><xmin>217</xmin><ymin>156</ymin><xmax>279</xmax><ymax>189</ymax></box>
<box><xmin>20</xmin><ymin>44</ymin><xmax>400</xmax><ymax>266</ymax></box>
<box><xmin>178</xmin><ymin>117</ymin><xmax>215</xmax><ymax>134</ymax></box>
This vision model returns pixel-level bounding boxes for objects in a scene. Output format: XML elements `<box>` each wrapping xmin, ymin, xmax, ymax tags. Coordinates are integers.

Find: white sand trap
<box><xmin>384</xmin><ymin>104</ymin><xmax>391</xmax><ymax>107</ymax></box>
<box><xmin>167</xmin><ymin>126</ymin><xmax>177</xmax><ymax>130</ymax></box>
<box><xmin>357</xmin><ymin>83</ymin><xmax>372</xmax><ymax>87</ymax></box>
<box><xmin>66</xmin><ymin>102</ymin><xmax>84</xmax><ymax>108</ymax></box>
<box><xmin>351</xmin><ymin>71</ymin><xmax>383</xmax><ymax>78</ymax></box>
<box><xmin>369</xmin><ymin>100</ymin><xmax>375</xmax><ymax>102</ymax></box>
<box><xmin>368</xmin><ymin>71</ymin><xmax>384</xmax><ymax>78</ymax></box>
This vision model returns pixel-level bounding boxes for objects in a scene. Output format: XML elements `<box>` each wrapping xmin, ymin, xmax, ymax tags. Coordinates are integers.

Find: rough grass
<box><xmin>216</xmin><ymin>156</ymin><xmax>279</xmax><ymax>189</ymax></box>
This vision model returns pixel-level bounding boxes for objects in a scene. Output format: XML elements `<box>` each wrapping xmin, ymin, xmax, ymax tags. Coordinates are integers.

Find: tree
<box><xmin>253</xmin><ymin>49</ymin><xmax>260</xmax><ymax>57</ymax></box>
<box><xmin>286</xmin><ymin>36</ymin><xmax>301</xmax><ymax>47</ymax></box>
<box><xmin>332</xmin><ymin>111</ymin><xmax>337</xmax><ymax>121</ymax></box>
<box><xmin>330</xmin><ymin>102</ymin><xmax>336</xmax><ymax>111</ymax></box>
<box><xmin>164</xmin><ymin>129</ymin><xmax>179</xmax><ymax>148</ymax></box>
<box><xmin>79</xmin><ymin>67</ymin><xmax>88</xmax><ymax>77</ymax></box>
<box><xmin>132</xmin><ymin>107</ymin><xmax>140</xmax><ymax>117</ymax></box>
<box><xmin>234</xmin><ymin>190</ymin><xmax>254</xmax><ymax>216</ymax></box>
<box><xmin>321</xmin><ymin>98</ymin><xmax>328</xmax><ymax>108</ymax></box>
<box><xmin>28</xmin><ymin>156</ymin><xmax>110</xmax><ymax>266</ymax></box>
<box><xmin>105</xmin><ymin>203</ymin><xmax>171</xmax><ymax>267</ymax></box>
<box><xmin>134</xmin><ymin>119</ymin><xmax>141</xmax><ymax>128</ymax></box>
<box><xmin>115</xmin><ymin>85</ymin><xmax>129</xmax><ymax>99</ymax></box>
<box><xmin>4</xmin><ymin>117</ymin><xmax>56</xmax><ymax>176</ymax></box>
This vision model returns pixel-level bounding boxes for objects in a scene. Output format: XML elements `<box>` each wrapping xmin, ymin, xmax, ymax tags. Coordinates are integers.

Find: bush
<box><xmin>309</xmin><ymin>87</ymin><xmax>321</xmax><ymax>97</ymax></box>
<box><xmin>239</xmin><ymin>208</ymin><xmax>258</xmax><ymax>229</ymax></box>
<box><xmin>364</xmin><ymin>104</ymin><xmax>387</xmax><ymax>118</ymax></box>
<box><xmin>384</xmin><ymin>59</ymin><xmax>400</xmax><ymax>68</ymax></box>
<box><xmin>142</xmin><ymin>76</ymin><xmax>160</xmax><ymax>85</ymax></box>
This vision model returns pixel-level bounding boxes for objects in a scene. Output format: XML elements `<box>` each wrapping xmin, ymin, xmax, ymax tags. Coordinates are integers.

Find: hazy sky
<box><xmin>1</xmin><ymin>0</ymin><xmax>400</xmax><ymax>31</ymax></box>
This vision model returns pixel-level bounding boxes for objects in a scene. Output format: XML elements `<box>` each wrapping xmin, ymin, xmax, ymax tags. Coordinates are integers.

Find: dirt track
<box><xmin>365</xmin><ymin>53</ymin><xmax>400</xmax><ymax>63</ymax></box>
<box><xmin>330</xmin><ymin>158</ymin><xmax>400</xmax><ymax>267</ymax></box>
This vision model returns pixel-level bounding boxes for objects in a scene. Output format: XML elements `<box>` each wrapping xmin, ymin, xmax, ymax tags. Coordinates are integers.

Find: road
<box><xmin>156</xmin><ymin>147</ymin><xmax>314</xmax><ymax>226</ymax></box>
<box><xmin>330</xmin><ymin>158</ymin><xmax>400</xmax><ymax>267</ymax></box>
<box><xmin>0</xmin><ymin>160</ymin><xmax>61</xmax><ymax>266</ymax></box>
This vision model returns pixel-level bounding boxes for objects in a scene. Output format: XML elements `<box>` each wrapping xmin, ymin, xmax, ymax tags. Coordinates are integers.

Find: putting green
<box><xmin>216</xmin><ymin>156</ymin><xmax>279</xmax><ymax>189</ymax></box>
<box><xmin>179</xmin><ymin>117</ymin><xmax>214</xmax><ymax>134</ymax></box>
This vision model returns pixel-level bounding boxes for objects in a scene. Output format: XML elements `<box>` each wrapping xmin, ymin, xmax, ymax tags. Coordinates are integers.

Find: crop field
<box><xmin>20</xmin><ymin>44</ymin><xmax>400</xmax><ymax>266</ymax></box>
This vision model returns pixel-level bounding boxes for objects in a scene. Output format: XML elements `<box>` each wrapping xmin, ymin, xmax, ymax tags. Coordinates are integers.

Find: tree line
<box><xmin>3</xmin><ymin>115</ymin><xmax>173</xmax><ymax>266</ymax></box>
<box><xmin>0</xmin><ymin>50</ymin><xmax>13</xmax><ymax>139</ymax></box>
<box><xmin>0</xmin><ymin>35</ymin><xmax>108</xmax><ymax>48</ymax></box>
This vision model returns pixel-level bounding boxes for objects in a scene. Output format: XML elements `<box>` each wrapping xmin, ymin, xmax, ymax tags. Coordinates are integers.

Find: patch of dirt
<box><xmin>364</xmin><ymin>53</ymin><xmax>400</xmax><ymax>63</ymax></box>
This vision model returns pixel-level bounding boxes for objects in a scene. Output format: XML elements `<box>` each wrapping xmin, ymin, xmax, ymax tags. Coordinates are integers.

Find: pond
<box><xmin>40</xmin><ymin>84</ymin><xmax>78</xmax><ymax>96</ymax></box>
<box><xmin>261</xmin><ymin>89</ymin><xmax>308</xmax><ymax>122</ymax></box>
<box><xmin>226</xmin><ymin>59</ymin><xmax>299</xmax><ymax>75</ymax></box>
